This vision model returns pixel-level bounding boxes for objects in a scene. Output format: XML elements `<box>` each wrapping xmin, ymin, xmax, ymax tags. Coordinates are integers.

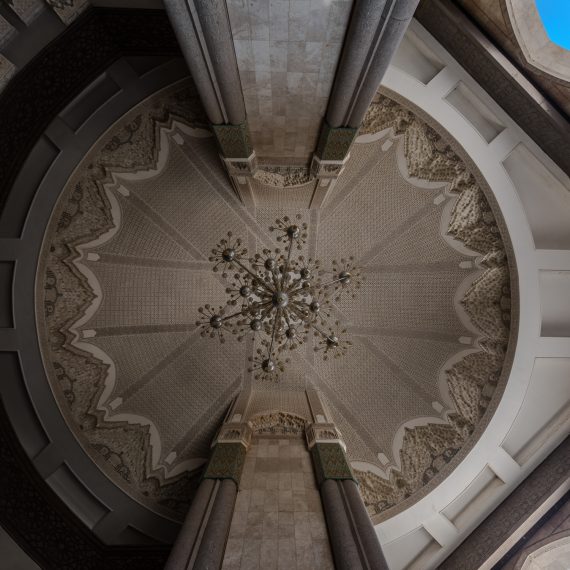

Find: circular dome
<box><xmin>35</xmin><ymin>80</ymin><xmax>517</xmax><ymax>521</ymax></box>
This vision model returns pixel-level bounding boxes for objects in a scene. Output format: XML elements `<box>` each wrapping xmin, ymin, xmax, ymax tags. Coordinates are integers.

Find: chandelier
<box><xmin>197</xmin><ymin>215</ymin><xmax>362</xmax><ymax>381</ymax></box>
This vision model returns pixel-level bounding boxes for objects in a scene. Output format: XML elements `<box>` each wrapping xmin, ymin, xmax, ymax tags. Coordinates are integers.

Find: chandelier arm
<box><xmin>221</xmin><ymin>310</ymin><xmax>244</xmax><ymax>322</ymax></box>
<box><xmin>318</xmin><ymin>276</ymin><xmax>346</xmax><ymax>289</ymax></box>
<box><xmin>269</xmin><ymin>265</ymin><xmax>282</xmax><ymax>291</ymax></box>
<box><xmin>268</xmin><ymin>308</ymin><xmax>281</xmax><ymax>356</ymax></box>
<box><xmin>234</xmin><ymin>259</ymin><xmax>273</xmax><ymax>293</ymax></box>
<box><xmin>248</xmin><ymin>300</ymin><xmax>272</xmax><ymax>322</ymax></box>
<box><xmin>307</xmin><ymin>320</ymin><xmax>331</xmax><ymax>339</ymax></box>
<box><xmin>289</xmin><ymin>305</ymin><xmax>329</xmax><ymax>339</ymax></box>
<box><xmin>280</xmin><ymin>237</ymin><xmax>294</xmax><ymax>289</ymax></box>
<box><xmin>260</xmin><ymin>302</ymin><xmax>272</xmax><ymax>313</ymax></box>
<box><xmin>287</xmin><ymin>275</ymin><xmax>349</xmax><ymax>298</ymax></box>
<box><xmin>287</xmin><ymin>283</ymin><xmax>314</xmax><ymax>297</ymax></box>
<box><xmin>259</xmin><ymin>304</ymin><xmax>274</xmax><ymax>322</ymax></box>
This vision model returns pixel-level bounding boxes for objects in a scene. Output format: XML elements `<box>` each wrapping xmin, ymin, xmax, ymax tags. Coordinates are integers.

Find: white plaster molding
<box><xmin>375</xmin><ymin>19</ymin><xmax>570</xmax><ymax>569</ymax></box>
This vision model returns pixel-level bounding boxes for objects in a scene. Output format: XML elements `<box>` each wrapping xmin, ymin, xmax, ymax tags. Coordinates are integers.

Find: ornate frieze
<box><xmin>248</xmin><ymin>411</ymin><xmax>307</xmax><ymax>437</ymax></box>
<box><xmin>253</xmin><ymin>165</ymin><xmax>313</xmax><ymax>187</ymax></box>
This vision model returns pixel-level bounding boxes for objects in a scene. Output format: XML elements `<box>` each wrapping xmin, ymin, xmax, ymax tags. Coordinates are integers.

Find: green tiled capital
<box><xmin>203</xmin><ymin>442</ymin><xmax>246</xmax><ymax>485</ymax></box>
<box><xmin>311</xmin><ymin>442</ymin><xmax>356</xmax><ymax>487</ymax></box>
<box><xmin>315</xmin><ymin>122</ymin><xmax>358</xmax><ymax>161</ymax></box>
<box><xmin>211</xmin><ymin>122</ymin><xmax>253</xmax><ymax>159</ymax></box>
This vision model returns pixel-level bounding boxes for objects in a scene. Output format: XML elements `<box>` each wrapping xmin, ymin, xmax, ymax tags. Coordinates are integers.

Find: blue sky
<box><xmin>536</xmin><ymin>0</ymin><xmax>570</xmax><ymax>49</ymax></box>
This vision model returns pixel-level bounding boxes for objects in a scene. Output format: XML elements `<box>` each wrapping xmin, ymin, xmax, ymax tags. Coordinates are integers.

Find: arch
<box><xmin>505</xmin><ymin>0</ymin><xmax>570</xmax><ymax>83</ymax></box>
<box><xmin>518</xmin><ymin>533</ymin><xmax>570</xmax><ymax>570</ymax></box>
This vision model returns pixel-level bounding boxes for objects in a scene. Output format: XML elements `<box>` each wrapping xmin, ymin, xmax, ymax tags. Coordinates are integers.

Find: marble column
<box><xmin>310</xmin><ymin>0</ymin><xmax>419</xmax><ymax>205</ymax></box>
<box><xmin>163</xmin><ymin>0</ymin><xmax>256</xmax><ymax>206</ymax></box>
<box><xmin>165</xmin><ymin>422</ymin><xmax>252</xmax><ymax>570</ymax></box>
<box><xmin>307</xmin><ymin>423</ymin><xmax>389</xmax><ymax>570</ymax></box>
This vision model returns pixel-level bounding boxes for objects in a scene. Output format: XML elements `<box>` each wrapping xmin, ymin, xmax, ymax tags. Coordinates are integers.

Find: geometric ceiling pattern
<box><xmin>35</xmin><ymin>79</ymin><xmax>516</xmax><ymax>522</ymax></box>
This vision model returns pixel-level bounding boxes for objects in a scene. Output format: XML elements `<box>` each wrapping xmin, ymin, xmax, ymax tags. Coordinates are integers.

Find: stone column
<box><xmin>327</xmin><ymin>0</ymin><xmax>420</xmax><ymax>129</ymax></box>
<box><xmin>310</xmin><ymin>0</ymin><xmax>419</xmax><ymax>206</ymax></box>
<box><xmin>165</xmin><ymin>422</ymin><xmax>252</xmax><ymax>570</ymax></box>
<box><xmin>307</xmin><ymin>423</ymin><xmax>389</xmax><ymax>570</ymax></box>
<box><xmin>163</xmin><ymin>0</ymin><xmax>257</xmax><ymax>206</ymax></box>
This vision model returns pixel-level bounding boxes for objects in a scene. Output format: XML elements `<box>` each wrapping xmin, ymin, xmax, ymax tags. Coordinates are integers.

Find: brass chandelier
<box><xmin>197</xmin><ymin>215</ymin><xmax>362</xmax><ymax>381</ymax></box>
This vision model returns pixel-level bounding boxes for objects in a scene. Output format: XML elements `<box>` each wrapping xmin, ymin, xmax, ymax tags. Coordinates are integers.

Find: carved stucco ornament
<box><xmin>36</xmin><ymin>82</ymin><xmax>211</xmax><ymax>519</ymax></box>
<box><xmin>248</xmin><ymin>411</ymin><xmax>307</xmax><ymax>437</ymax></box>
<box><xmin>353</xmin><ymin>93</ymin><xmax>515</xmax><ymax>520</ymax></box>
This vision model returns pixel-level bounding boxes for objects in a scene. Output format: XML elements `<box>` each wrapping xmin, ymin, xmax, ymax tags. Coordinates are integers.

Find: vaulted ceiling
<box><xmin>35</xmin><ymin>78</ymin><xmax>515</xmax><ymax>524</ymax></box>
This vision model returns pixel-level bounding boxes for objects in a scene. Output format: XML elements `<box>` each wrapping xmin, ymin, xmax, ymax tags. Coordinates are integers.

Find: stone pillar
<box><xmin>163</xmin><ymin>0</ymin><xmax>257</xmax><ymax>206</ymax></box>
<box><xmin>165</xmin><ymin>422</ymin><xmax>252</xmax><ymax>570</ymax></box>
<box><xmin>307</xmin><ymin>423</ymin><xmax>389</xmax><ymax>570</ymax></box>
<box><xmin>310</xmin><ymin>0</ymin><xmax>419</xmax><ymax>205</ymax></box>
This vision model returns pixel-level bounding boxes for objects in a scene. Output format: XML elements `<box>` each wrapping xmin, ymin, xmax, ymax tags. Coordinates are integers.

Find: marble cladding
<box><xmin>226</xmin><ymin>0</ymin><xmax>353</xmax><ymax>164</ymax></box>
<box><xmin>222</xmin><ymin>437</ymin><xmax>334</xmax><ymax>570</ymax></box>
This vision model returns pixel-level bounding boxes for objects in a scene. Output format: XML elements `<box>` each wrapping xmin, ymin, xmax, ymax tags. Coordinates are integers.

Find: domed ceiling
<box><xmin>36</xmin><ymin>79</ymin><xmax>516</xmax><ymax>523</ymax></box>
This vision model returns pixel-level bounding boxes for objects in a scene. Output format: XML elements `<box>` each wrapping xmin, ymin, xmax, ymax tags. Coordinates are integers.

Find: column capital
<box><xmin>221</xmin><ymin>154</ymin><xmax>258</xmax><ymax>177</ymax></box>
<box><xmin>214</xmin><ymin>421</ymin><xmax>253</xmax><ymax>449</ymax></box>
<box><xmin>305</xmin><ymin>422</ymin><xmax>346</xmax><ymax>451</ymax></box>
<box><xmin>310</xmin><ymin>153</ymin><xmax>351</xmax><ymax>180</ymax></box>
